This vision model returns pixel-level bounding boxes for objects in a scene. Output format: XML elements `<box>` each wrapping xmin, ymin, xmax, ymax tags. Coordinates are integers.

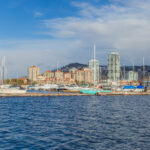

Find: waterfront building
<box><xmin>28</xmin><ymin>65</ymin><xmax>40</xmax><ymax>81</ymax></box>
<box><xmin>83</xmin><ymin>68</ymin><xmax>93</xmax><ymax>84</ymax></box>
<box><xmin>64</xmin><ymin>73</ymin><xmax>71</xmax><ymax>79</ymax></box>
<box><xmin>76</xmin><ymin>70</ymin><xmax>84</xmax><ymax>84</ymax></box>
<box><xmin>88</xmin><ymin>59</ymin><xmax>99</xmax><ymax>84</ymax></box>
<box><xmin>64</xmin><ymin>72</ymin><xmax>75</xmax><ymax>85</ymax></box>
<box><xmin>37</xmin><ymin>74</ymin><xmax>46</xmax><ymax>84</ymax></box>
<box><xmin>43</xmin><ymin>70</ymin><xmax>54</xmax><ymax>78</ymax></box>
<box><xmin>55</xmin><ymin>70</ymin><xmax>64</xmax><ymax>79</ymax></box>
<box><xmin>54</xmin><ymin>70</ymin><xmax>64</xmax><ymax>84</ymax></box>
<box><xmin>108</xmin><ymin>52</ymin><xmax>120</xmax><ymax>81</ymax></box>
<box><xmin>127</xmin><ymin>71</ymin><xmax>138</xmax><ymax>81</ymax></box>
<box><xmin>75</xmin><ymin>68</ymin><xmax>93</xmax><ymax>85</ymax></box>
<box><xmin>69</xmin><ymin>67</ymin><xmax>77</xmax><ymax>81</ymax></box>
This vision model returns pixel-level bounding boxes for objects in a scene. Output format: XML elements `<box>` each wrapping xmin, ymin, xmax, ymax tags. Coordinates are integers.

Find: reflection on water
<box><xmin>0</xmin><ymin>96</ymin><xmax>150</xmax><ymax>149</ymax></box>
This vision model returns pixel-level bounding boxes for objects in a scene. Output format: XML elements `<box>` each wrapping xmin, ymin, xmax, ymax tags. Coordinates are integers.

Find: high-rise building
<box><xmin>127</xmin><ymin>71</ymin><xmax>138</xmax><ymax>81</ymax></box>
<box><xmin>28</xmin><ymin>65</ymin><xmax>40</xmax><ymax>81</ymax></box>
<box><xmin>88</xmin><ymin>59</ymin><xmax>99</xmax><ymax>84</ymax></box>
<box><xmin>108</xmin><ymin>52</ymin><xmax>120</xmax><ymax>81</ymax></box>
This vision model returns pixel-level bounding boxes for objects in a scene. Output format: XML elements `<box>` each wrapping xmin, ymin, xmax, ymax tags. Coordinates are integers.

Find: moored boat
<box><xmin>0</xmin><ymin>87</ymin><xmax>26</xmax><ymax>94</ymax></box>
<box><xmin>0</xmin><ymin>56</ymin><xmax>26</xmax><ymax>94</ymax></box>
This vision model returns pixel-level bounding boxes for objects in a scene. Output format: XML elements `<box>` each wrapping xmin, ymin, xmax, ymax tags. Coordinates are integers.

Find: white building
<box><xmin>28</xmin><ymin>65</ymin><xmax>40</xmax><ymax>81</ymax></box>
<box><xmin>127</xmin><ymin>71</ymin><xmax>138</xmax><ymax>81</ymax></box>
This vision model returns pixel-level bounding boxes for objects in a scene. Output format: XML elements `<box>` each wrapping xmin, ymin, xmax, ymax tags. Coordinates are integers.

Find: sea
<box><xmin>0</xmin><ymin>95</ymin><xmax>150</xmax><ymax>150</ymax></box>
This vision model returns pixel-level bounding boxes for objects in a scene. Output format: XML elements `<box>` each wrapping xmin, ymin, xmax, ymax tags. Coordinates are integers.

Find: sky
<box><xmin>0</xmin><ymin>0</ymin><xmax>150</xmax><ymax>77</ymax></box>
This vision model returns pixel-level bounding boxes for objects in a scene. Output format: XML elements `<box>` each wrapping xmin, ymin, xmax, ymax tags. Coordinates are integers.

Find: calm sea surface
<box><xmin>0</xmin><ymin>96</ymin><xmax>150</xmax><ymax>150</ymax></box>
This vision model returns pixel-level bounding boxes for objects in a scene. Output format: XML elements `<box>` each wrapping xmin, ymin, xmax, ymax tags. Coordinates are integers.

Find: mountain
<box><xmin>59</xmin><ymin>63</ymin><xmax>88</xmax><ymax>72</ymax></box>
<box><xmin>58</xmin><ymin>63</ymin><xmax>150</xmax><ymax>79</ymax></box>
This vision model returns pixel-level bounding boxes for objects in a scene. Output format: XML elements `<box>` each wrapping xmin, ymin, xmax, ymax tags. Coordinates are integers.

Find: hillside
<box><xmin>58</xmin><ymin>63</ymin><xmax>150</xmax><ymax>79</ymax></box>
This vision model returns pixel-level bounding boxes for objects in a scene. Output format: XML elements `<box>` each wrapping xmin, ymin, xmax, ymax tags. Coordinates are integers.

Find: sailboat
<box><xmin>80</xmin><ymin>45</ymin><xmax>112</xmax><ymax>95</ymax></box>
<box><xmin>0</xmin><ymin>56</ymin><xmax>26</xmax><ymax>94</ymax></box>
<box><xmin>80</xmin><ymin>45</ymin><xmax>102</xmax><ymax>95</ymax></box>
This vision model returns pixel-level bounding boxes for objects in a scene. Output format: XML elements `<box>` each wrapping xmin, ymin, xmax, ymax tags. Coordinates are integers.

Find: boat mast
<box><xmin>94</xmin><ymin>44</ymin><xmax>96</xmax><ymax>87</ymax></box>
<box><xmin>143</xmin><ymin>57</ymin><xmax>145</xmax><ymax>86</ymax></box>
<box><xmin>57</xmin><ymin>61</ymin><xmax>59</xmax><ymax>84</ymax></box>
<box><xmin>124</xmin><ymin>65</ymin><xmax>125</xmax><ymax>80</ymax></box>
<box><xmin>133</xmin><ymin>62</ymin><xmax>135</xmax><ymax>81</ymax></box>
<box><xmin>1</xmin><ymin>56</ymin><xmax>6</xmax><ymax>85</ymax></box>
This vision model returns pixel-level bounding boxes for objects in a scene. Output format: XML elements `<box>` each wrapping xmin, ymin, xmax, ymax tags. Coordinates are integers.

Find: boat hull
<box><xmin>0</xmin><ymin>88</ymin><xmax>26</xmax><ymax>94</ymax></box>
<box><xmin>80</xmin><ymin>89</ymin><xmax>112</xmax><ymax>95</ymax></box>
<box><xmin>80</xmin><ymin>90</ymin><xmax>99</xmax><ymax>95</ymax></box>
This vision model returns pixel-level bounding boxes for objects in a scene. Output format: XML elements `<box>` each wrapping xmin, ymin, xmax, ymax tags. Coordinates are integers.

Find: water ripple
<box><xmin>0</xmin><ymin>96</ymin><xmax>150</xmax><ymax>149</ymax></box>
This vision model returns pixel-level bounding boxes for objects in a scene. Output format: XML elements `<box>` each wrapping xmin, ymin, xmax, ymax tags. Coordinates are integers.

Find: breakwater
<box><xmin>98</xmin><ymin>92</ymin><xmax>150</xmax><ymax>96</ymax></box>
<box><xmin>0</xmin><ymin>92</ymin><xmax>150</xmax><ymax>97</ymax></box>
<box><xmin>0</xmin><ymin>93</ymin><xmax>90</xmax><ymax>97</ymax></box>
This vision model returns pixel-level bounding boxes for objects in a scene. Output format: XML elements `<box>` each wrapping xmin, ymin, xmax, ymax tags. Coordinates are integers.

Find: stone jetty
<box><xmin>0</xmin><ymin>93</ymin><xmax>90</xmax><ymax>97</ymax></box>
<box><xmin>0</xmin><ymin>92</ymin><xmax>150</xmax><ymax>97</ymax></box>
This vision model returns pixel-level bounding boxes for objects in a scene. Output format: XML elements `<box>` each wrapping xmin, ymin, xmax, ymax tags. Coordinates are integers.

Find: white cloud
<box><xmin>1</xmin><ymin>0</ymin><xmax>150</xmax><ymax>77</ymax></box>
<box><xmin>34</xmin><ymin>11</ymin><xmax>43</xmax><ymax>18</ymax></box>
<box><xmin>42</xmin><ymin>0</ymin><xmax>150</xmax><ymax>65</ymax></box>
<box><xmin>0</xmin><ymin>39</ymin><xmax>85</xmax><ymax>77</ymax></box>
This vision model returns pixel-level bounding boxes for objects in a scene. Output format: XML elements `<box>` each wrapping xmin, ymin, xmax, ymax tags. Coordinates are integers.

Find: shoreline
<box><xmin>0</xmin><ymin>92</ymin><xmax>150</xmax><ymax>97</ymax></box>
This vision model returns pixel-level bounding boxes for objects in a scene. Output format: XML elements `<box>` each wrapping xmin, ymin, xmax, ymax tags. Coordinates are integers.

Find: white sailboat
<box><xmin>0</xmin><ymin>56</ymin><xmax>26</xmax><ymax>94</ymax></box>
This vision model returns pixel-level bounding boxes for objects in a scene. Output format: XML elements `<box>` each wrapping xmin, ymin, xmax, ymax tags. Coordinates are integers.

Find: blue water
<box><xmin>0</xmin><ymin>96</ymin><xmax>150</xmax><ymax>149</ymax></box>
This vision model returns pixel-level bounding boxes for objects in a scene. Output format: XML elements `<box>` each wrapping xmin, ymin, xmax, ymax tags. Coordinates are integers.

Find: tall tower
<box><xmin>28</xmin><ymin>65</ymin><xmax>40</xmax><ymax>81</ymax></box>
<box><xmin>108</xmin><ymin>52</ymin><xmax>120</xmax><ymax>81</ymax></box>
<box><xmin>88</xmin><ymin>45</ymin><xmax>99</xmax><ymax>85</ymax></box>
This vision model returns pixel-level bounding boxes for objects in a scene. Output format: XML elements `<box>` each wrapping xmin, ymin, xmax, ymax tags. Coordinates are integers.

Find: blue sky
<box><xmin>0</xmin><ymin>0</ymin><xmax>109</xmax><ymax>39</ymax></box>
<box><xmin>0</xmin><ymin>0</ymin><xmax>150</xmax><ymax>77</ymax></box>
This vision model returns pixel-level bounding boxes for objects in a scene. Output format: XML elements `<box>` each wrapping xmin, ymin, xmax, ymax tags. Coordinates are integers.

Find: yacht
<box><xmin>0</xmin><ymin>86</ymin><xmax>26</xmax><ymax>94</ymax></box>
<box><xmin>39</xmin><ymin>84</ymin><xmax>58</xmax><ymax>90</ymax></box>
<box><xmin>0</xmin><ymin>56</ymin><xmax>26</xmax><ymax>94</ymax></box>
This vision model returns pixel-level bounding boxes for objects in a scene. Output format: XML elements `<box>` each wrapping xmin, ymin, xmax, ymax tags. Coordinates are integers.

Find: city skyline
<box><xmin>0</xmin><ymin>0</ymin><xmax>150</xmax><ymax>77</ymax></box>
